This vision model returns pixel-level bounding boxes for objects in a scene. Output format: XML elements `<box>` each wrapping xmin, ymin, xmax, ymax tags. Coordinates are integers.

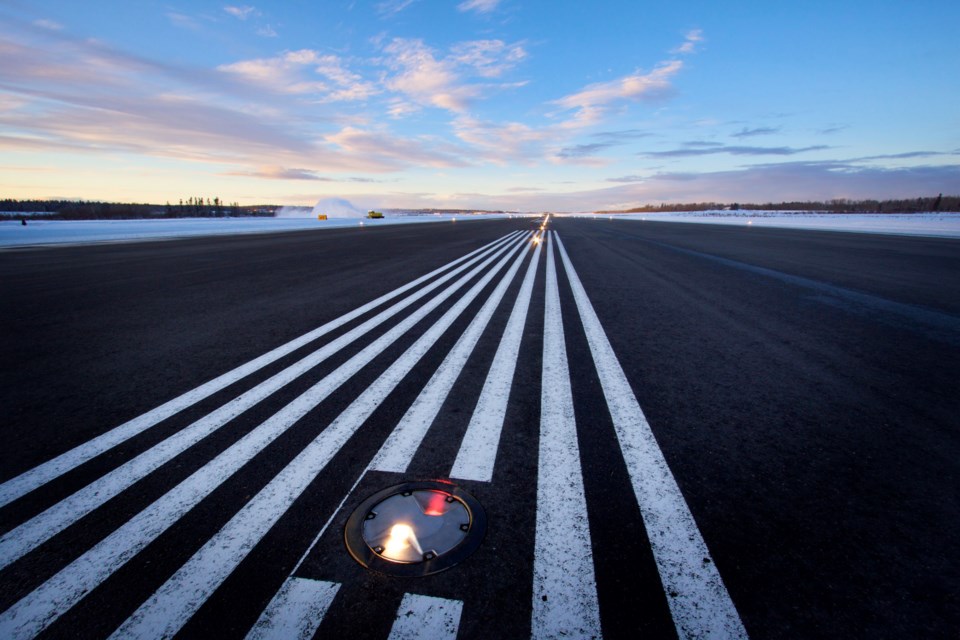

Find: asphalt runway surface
<box><xmin>1</xmin><ymin>217</ymin><xmax>957</xmax><ymax>639</ymax></box>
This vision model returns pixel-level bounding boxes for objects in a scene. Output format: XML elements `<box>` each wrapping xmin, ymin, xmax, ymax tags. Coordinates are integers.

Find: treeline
<box><xmin>612</xmin><ymin>194</ymin><xmax>958</xmax><ymax>214</ymax></box>
<box><xmin>0</xmin><ymin>198</ymin><xmax>275</xmax><ymax>220</ymax></box>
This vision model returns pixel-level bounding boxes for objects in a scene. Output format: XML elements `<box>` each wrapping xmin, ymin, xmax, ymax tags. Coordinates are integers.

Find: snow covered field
<box><xmin>1</xmin><ymin>211</ymin><xmax>958</xmax><ymax>248</ymax></box>
<box><xmin>0</xmin><ymin>214</ymin><xmax>514</xmax><ymax>248</ymax></box>
<box><xmin>569</xmin><ymin>211</ymin><xmax>960</xmax><ymax>238</ymax></box>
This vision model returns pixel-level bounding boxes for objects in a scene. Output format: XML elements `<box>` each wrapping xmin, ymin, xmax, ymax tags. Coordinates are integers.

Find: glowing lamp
<box><xmin>344</xmin><ymin>481</ymin><xmax>486</xmax><ymax>577</ymax></box>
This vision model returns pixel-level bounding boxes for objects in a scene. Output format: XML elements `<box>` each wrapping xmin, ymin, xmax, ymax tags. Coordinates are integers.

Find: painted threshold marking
<box><xmin>0</xmin><ymin>231</ymin><xmax>521</xmax><ymax>509</ymax></box>
<box><xmin>451</xmin><ymin>232</ymin><xmax>542</xmax><ymax>481</ymax></box>
<box><xmin>245</xmin><ymin>578</ymin><xmax>340</xmax><ymax>640</ymax></box>
<box><xmin>0</xmin><ymin>232</ymin><xmax>520</xmax><ymax>571</ymax></box>
<box><xmin>555</xmin><ymin>232</ymin><xmax>748</xmax><ymax>639</ymax></box>
<box><xmin>254</xmin><ymin>236</ymin><xmax>534</xmax><ymax>623</ymax></box>
<box><xmin>370</xmin><ymin>232</ymin><xmax>534</xmax><ymax>473</ymax></box>
<box><xmin>106</xmin><ymin>236</ymin><xmax>529</xmax><ymax>640</ymax></box>
<box><xmin>0</xmin><ymin>234</ymin><xmax>527</xmax><ymax>640</ymax></box>
<box><xmin>531</xmin><ymin>231</ymin><xmax>602</xmax><ymax>639</ymax></box>
<box><xmin>388</xmin><ymin>593</ymin><xmax>464</xmax><ymax>640</ymax></box>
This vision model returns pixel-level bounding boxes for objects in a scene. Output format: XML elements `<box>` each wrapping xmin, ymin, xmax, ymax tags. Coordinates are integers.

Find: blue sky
<box><xmin>1</xmin><ymin>0</ymin><xmax>958</xmax><ymax>211</ymax></box>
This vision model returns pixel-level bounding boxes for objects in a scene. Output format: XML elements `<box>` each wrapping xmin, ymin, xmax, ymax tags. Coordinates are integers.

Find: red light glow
<box><xmin>424</xmin><ymin>491</ymin><xmax>449</xmax><ymax>516</ymax></box>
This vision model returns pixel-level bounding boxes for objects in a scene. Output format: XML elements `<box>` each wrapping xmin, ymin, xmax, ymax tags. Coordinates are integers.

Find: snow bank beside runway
<box><xmin>0</xmin><ymin>214</ymin><xmax>513</xmax><ymax>248</ymax></box>
<box><xmin>571</xmin><ymin>211</ymin><xmax>960</xmax><ymax>238</ymax></box>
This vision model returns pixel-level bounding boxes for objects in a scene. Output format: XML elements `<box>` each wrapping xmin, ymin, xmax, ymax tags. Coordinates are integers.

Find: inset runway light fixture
<box><xmin>344</xmin><ymin>481</ymin><xmax>486</xmax><ymax>577</ymax></box>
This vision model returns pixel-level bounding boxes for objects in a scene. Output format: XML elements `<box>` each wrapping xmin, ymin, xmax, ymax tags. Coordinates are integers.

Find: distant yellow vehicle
<box><xmin>317</xmin><ymin>214</ymin><xmax>328</xmax><ymax>220</ymax></box>
<box><xmin>367</xmin><ymin>210</ymin><xmax>384</xmax><ymax>219</ymax></box>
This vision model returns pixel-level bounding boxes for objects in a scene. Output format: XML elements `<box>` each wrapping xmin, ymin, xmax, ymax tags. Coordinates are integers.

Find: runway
<box><xmin>1</xmin><ymin>217</ymin><xmax>957</xmax><ymax>638</ymax></box>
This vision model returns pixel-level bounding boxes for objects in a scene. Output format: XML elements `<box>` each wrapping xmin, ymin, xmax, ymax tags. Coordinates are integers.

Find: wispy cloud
<box><xmin>449</xmin><ymin>40</ymin><xmax>526</xmax><ymax>78</ymax></box>
<box><xmin>732</xmin><ymin>126</ymin><xmax>780</xmax><ymax>138</ymax></box>
<box><xmin>382</xmin><ymin>39</ymin><xmax>476</xmax><ymax>112</ymax></box>
<box><xmin>818</xmin><ymin>125</ymin><xmax>849</xmax><ymax>135</ymax></box>
<box><xmin>224</xmin><ymin>5</ymin><xmax>257</xmax><ymax>20</ymax></box>
<box><xmin>552</xmin><ymin>59</ymin><xmax>684</xmax><ymax>127</ymax></box>
<box><xmin>381</xmin><ymin>37</ymin><xmax>526</xmax><ymax>113</ymax></box>
<box><xmin>642</xmin><ymin>144</ymin><xmax>830</xmax><ymax>158</ymax></box>
<box><xmin>448</xmin><ymin>35</ymin><xmax>696</xmax><ymax>162</ymax></box>
<box><xmin>548</xmin><ymin>32</ymin><xmax>704</xmax><ymax>129</ymax></box>
<box><xmin>557</xmin><ymin>142</ymin><xmax>618</xmax><ymax>159</ymax></box>
<box><xmin>0</xmin><ymin>29</ymin><xmax>418</xmax><ymax>175</ymax></box>
<box><xmin>325</xmin><ymin>126</ymin><xmax>469</xmax><ymax>168</ymax></box>
<box><xmin>225</xmin><ymin>166</ymin><xmax>334</xmax><ymax>180</ymax></box>
<box><xmin>591</xmin><ymin>129</ymin><xmax>653</xmax><ymax>142</ymax></box>
<box><xmin>219</xmin><ymin>51</ymin><xmax>328</xmax><ymax>94</ymax></box>
<box><xmin>218</xmin><ymin>50</ymin><xmax>377</xmax><ymax>100</ymax></box>
<box><xmin>458</xmin><ymin>0</ymin><xmax>501</xmax><ymax>14</ymax></box>
<box><xmin>672</xmin><ymin>29</ymin><xmax>703</xmax><ymax>55</ymax></box>
<box><xmin>222</xmin><ymin>167</ymin><xmax>386</xmax><ymax>182</ymax></box>
<box><xmin>167</xmin><ymin>11</ymin><xmax>201</xmax><ymax>30</ymax></box>
<box><xmin>556</xmin><ymin>129</ymin><xmax>654</xmax><ymax>159</ymax></box>
<box><xmin>851</xmin><ymin>150</ymin><xmax>955</xmax><ymax>161</ymax></box>
<box><xmin>453</xmin><ymin>116</ymin><xmax>552</xmax><ymax>163</ymax></box>
<box><xmin>377</xmin><ymin>0</ymin><xmax>418</xmax><ymax>17</ymax></box>
<box><xmin>32</xmin><ymin>19</ymin><xmax>63</xmax><ymax>31</ymax></box>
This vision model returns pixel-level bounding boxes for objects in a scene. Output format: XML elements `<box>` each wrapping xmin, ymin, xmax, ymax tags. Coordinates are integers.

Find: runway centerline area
<box><xmin>2</xmin><ymin>218</ymin><xmax>958</xmax><ymax>638</ymax></box>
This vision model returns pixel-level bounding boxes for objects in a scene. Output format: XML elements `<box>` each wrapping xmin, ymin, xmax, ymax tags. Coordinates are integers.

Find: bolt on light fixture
<box><xmin>344</xmin><ymin>481</ymin><xmax>486</xmax><ymax>577</ymax></box>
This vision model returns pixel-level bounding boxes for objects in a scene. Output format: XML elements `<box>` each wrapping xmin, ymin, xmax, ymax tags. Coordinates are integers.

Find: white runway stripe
<box><xmin>369</xmin><ymin>234</ymin><xmax>535</xmax><ymax>474</ymax></box>
<box><xmin>254</xmin><ymin>232</ymin><xmax>529</xmax><ymax>625</ymax></box>
<box><xmin>531</xmin><ymin>232</ymin><xmax>602</xmax><ymax>639</ymax></box>
<box><xmin>106</xmin><ymin>236</ymin><xmax>530</xmax><ymax>640</ymax></box>
<box><xmin>388</xmin><ymin>594</ymin><xmax>463</xmax><ymax>640</ymax></box>
<box><xmin>554</xmin><ymin>233</ymin><xmax>748</xmax><ymax>640</ymax></box>
<box><xmin>0</xmin><ymin>231</ymin><xmax>521</xmax><ymax>509</ymax></box>
<box><xmin>0</xmin><ymin>235</ymin><xmax>527</xmax><ymax>640</ymax></box>
<box><xmin>451</xmin><ymin>234</ymin><xmax>542</xmax><ymax>482</ymax></box>
<box><xmin>0</xmin><ymin>231</ymin><xmax>521</xmax><ymax>571</ymax></box>
<box><xmin>245</xmin><ymin>578</ymin><xmax>340</xmax><ymax>640</ymax></box>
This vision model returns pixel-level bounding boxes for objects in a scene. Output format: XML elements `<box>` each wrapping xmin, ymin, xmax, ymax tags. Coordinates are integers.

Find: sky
<box><xmin>1</xmin><ymin>0</ymin><xmax>959</xmax><ymax>211</ymax></box>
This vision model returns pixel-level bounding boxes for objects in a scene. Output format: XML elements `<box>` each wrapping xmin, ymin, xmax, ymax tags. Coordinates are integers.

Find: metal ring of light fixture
<box><xmin>344</xmin><ymin>480</ymin><xmax>486</xmax><ymax>577</ymax></box>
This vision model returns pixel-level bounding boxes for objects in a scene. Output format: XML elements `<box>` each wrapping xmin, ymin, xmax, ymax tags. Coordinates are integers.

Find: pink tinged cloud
<box><xmin>325</xmin><ymin>126</ymin><xmax>469</xmax><ymax>168</ymax></box>
<box><xmin>383</xmin><ymin>39</ymin><xmax>477</xmax><ymax>112</ymax></box>
<box><xmin>217</xmin><ymin>50</ymin><xmax>378</xmax><ymax>100</ymax></box>
<box><xmin>381</xmin><ymin>37</ymin><xmax>527</xmax><ymax>114</ymax></box>
<box><xmin>0</xmin><ymin>35</ymin><xmax>399</xmax><ymax>174</ymax></box>
<box><xmin>224</xmin><ymin>166</ymin><xmax>334</xmax><ymax>181</ymax></box>
<box><xmin>453</xmin><ymin>116</ymin><xmax>553</xmax><ymax>164</ymax></box>
<box><xmin>672</xmin><ymin>29</ymin><xmax>704</xmax><ymax>55</ymax></box>
<box><xmin>449</xmin><ymin>40</ymin><xmax>527</xmax><ymax>78</ymax></box>
<box><xmin>553</xmin><ymin>60</ymin><xmax>684</xmax><ymax>127</ymax></box>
